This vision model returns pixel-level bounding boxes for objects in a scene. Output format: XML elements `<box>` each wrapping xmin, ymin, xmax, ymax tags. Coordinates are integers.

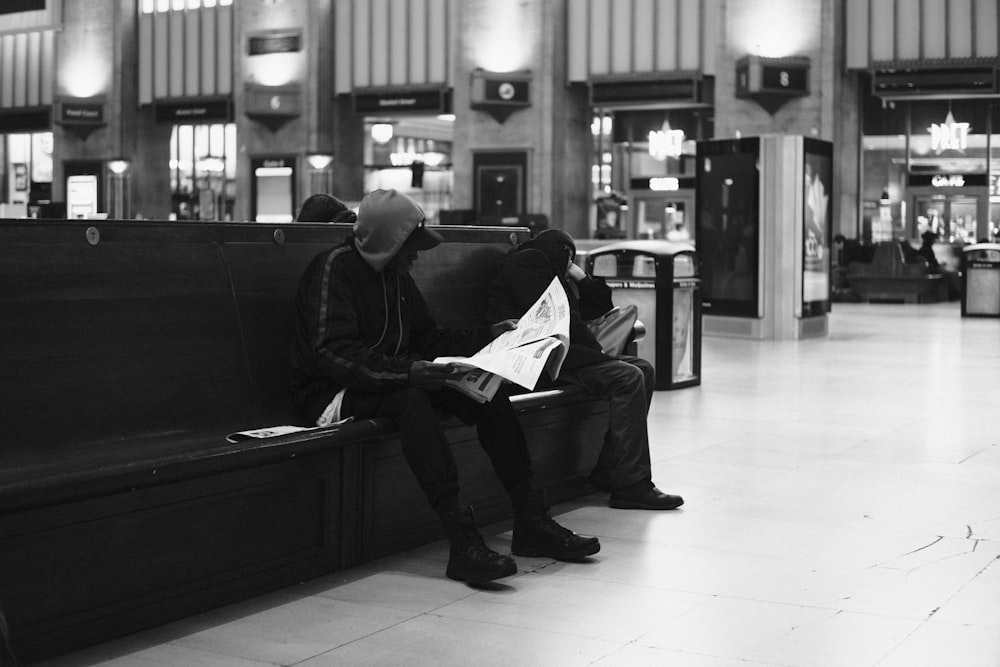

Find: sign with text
<box><xmin>909</xmin><ymin>173</ymin><xmax>987</xmax><ymax>188</ymax></box>
<box><xmin>354</xmin><ymin>89</ymin><xmax>448</xmax><ymax>114</ymax></box>
<box><xmin>248</xmin><ymin>31</ymin><xmax>302</xmax><ymax>56</ymax></box>
<box><xmin>57</xmin><ymin>99</ymin><xmax>106</xmax><ymax>127</ymax></box>
<box><xmin>155</xmin><ymin>99</ymin><xmax>232</xmax><ymax>123</ymax></box>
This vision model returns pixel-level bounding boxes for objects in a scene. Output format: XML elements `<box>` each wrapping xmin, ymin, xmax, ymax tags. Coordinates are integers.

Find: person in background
<box><xmin>290</xmin><ymin>190</ymin><xmax>599</xmax><ymax>586</ymax></box>
<box><xmin>296</xmin><ymin>193</ymin><xmax>357</xmax><ymax>223</ymax></box>
<box><xmin>917</xmin><ymin>230</ymin><xmax>941</xmax><ymax>272</ymax></box>
<box><xmin>487</xmin><ymin>229</ymin><xmax>685</xmax><ymax>511</ymax></box>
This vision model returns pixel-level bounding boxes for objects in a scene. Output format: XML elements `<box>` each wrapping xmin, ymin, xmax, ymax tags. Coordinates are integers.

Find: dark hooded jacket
<box><xmin>289</xmin><ymin>197</ymin><xmax>494</xmax><ymax>423</ymax></box>
<box><xmin>486</xmin><ymin>229</ymin><xmax>615</xmax><ymax>375</ymax></box>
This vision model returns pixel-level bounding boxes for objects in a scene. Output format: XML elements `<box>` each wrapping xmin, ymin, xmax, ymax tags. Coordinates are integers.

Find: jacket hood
<box><xmin>353</xmin><ymin>189</ymin><xmax>441</xmax><ymax>272</ymax></box>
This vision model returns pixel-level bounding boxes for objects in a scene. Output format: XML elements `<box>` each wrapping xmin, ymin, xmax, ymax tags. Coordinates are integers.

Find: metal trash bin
<box><xmin>586</xmin><ymin>240</ymin><xmax>701</xmax><ymax>390</ymax></box>
<box><xmin>962</xmin><ymin>243</ymin><xmax>1000</xmax><ymax>317</ymax></box>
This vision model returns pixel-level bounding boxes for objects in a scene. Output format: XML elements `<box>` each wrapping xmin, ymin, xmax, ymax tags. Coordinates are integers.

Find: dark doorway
<box><xmin>473</xmin><ymin>150</ymin><xmax>527</xmax><ymax>221</ymax></box>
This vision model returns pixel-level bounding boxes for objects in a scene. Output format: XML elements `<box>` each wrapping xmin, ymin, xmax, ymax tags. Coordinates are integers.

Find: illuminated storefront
<box><xmin>591</xmin><ymin>106</ymin><xmax>711</xmax><ymax>241</ymax></box>
<box><xmin>861</xmin><ymin>87</ymin><xmax>999</xmax><ymax>244</ymax></box>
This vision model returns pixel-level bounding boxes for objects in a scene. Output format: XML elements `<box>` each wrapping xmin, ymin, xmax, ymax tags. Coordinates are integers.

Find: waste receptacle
<box><xmin>586</xmin><ymin>240</ymin><xmax>700</xmax><ymax>390</ymax></box>
<box><xmin>962</xmin><ymin>243</ymin><xmax>1000</xmax><ymax>317</ymax></box>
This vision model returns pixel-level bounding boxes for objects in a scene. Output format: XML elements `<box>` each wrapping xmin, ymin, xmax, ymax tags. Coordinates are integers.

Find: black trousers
<box><xmin>342</xmin><ymin>383</ymin><xmax>533</xmax><ymax>510</ymax></box>
<box><xmin>558</xmin><ymin>355</ymin><xmax>654</xmax><ymax>489</ymax></box>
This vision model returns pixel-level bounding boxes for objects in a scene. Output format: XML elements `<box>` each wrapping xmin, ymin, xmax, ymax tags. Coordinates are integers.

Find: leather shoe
<box><xmin>609</xmin><ymin>483</ymin><xmax>684</xmax><ymax>510</ymax></box>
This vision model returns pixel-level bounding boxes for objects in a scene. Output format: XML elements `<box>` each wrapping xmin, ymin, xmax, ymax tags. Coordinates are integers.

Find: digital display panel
<box><xmin>695</xmin><ymin>138</ymin><xmax>760</xmax><ymax>318</ymax></box>
<box><xmin>802</xmin><ymin>138</ymin><xmax>832</xmax><ymax>317</ymax></box>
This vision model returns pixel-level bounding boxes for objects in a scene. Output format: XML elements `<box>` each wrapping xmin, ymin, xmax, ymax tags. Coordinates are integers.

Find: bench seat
<box><xmin>846</xmin><ymin>241</ymin><xmax>947</xmax><ymax>303</ymax></box>
<box><xmin>0</xmin><ymin>220</ymin><xmax>607</xmax><ymax>663</ymax></box>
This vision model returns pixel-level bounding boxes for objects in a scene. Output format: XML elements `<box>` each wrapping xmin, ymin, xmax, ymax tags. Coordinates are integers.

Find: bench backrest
<box><xmin>0</xmin><ymin>220</ymin><xmax>525</xmax><ymax>466</ymax></box>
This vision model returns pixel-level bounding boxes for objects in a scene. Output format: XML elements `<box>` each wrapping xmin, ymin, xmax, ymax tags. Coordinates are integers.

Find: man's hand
<box><xmin>489</xmin><ymin>319</ymin><xmax>518</xmax><ymax>339</ymax></box>
<box><xmin>409</xmin><ymin>360</ymin><xmax>462</xmax><ymax>390</ymax></box>
<box><xmin>567</xmin><ymin>263</ymin><xmax>587</xmax><ymax>281</ymax></box>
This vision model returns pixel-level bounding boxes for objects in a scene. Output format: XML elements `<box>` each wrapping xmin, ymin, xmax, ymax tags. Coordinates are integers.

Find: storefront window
<box><xmin>169</xmin><ymin>122</ymin><xmax>235</xmax><ymax>221</ymax></box>
<box><xmin>862</xmin><ymin>84</ymin><xmax>995</xmax><ymax>243</ymax></box>
<box><xmin>1</xmin><ymin>132</ymin><xmax>53</xmax><ymax>216</ymax></box>
<box><xmin>590</xmin><ymin>108</ymin><xmax>710</xmax><ymax>239</ymax></box>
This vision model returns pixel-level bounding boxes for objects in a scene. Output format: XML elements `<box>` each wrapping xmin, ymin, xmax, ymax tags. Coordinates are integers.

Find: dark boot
<box><xmin>438</xmin><ymin>503</ymin><xmax>517</xmax><ymax>584</ymax></box>
<box><xmin>511</xmin><ymin>491</ymin><xmax>600</xmax><ymax>560</ymax></box>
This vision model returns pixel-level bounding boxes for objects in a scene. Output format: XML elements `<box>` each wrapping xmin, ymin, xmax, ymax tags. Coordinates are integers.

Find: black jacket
<box><xmin>290</xmin><ymin>237</ymin><xmax>494</xmax><ymax>422</ymax></box>
<box><xmin>486</xmin><ymin>242</ymin><xmax>615</xmax><ymax>374</ymax></box>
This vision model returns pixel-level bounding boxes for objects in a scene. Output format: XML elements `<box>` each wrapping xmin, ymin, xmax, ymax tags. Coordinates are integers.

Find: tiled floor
<box><xmin>37</xmin><ymin>302</ymin><xmax>1000</xmax><ymax>666</ymax></box>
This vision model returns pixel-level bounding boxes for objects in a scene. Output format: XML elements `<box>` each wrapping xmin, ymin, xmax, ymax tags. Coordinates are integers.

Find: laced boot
<box><xmin>511</xmin><ymin>491</ymin><xmax>600</xmax><ymax>560</ymax></box>
<box><xmin>437</xmin><ymin>503</ymin><xmax>517</xmax><ymax>584</ymax></box>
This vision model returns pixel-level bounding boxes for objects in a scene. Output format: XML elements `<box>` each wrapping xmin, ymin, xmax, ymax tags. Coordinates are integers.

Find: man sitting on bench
<box><xmin>289</xmin><ymin>189</ymin><xmax>599</xmax><ymax>585</ymax></box>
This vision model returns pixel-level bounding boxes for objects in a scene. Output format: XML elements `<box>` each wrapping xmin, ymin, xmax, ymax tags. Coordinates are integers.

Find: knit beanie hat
<box><xmin>353</xmin><ymin>189</ymin><xmax>443</xmax><ymax>272</ymax></box>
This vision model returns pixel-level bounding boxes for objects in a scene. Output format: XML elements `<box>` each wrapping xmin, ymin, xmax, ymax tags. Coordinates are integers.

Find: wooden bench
<box><xmin>0</xmin><ymin>220</ymin><xmax>608</xmax><ymax>663</ymax></box>
<box><xmin>845</xmin><ymin>241</ymin><xmax>946</xmax><ymax>304</ymax></box>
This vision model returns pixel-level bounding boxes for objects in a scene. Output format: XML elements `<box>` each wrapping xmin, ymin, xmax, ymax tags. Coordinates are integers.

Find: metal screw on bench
<box><xmin>86</xmin><ymin>226</ymin><xmax>101</xmax><ymax>246</ymax></box>
<box><xmin>273</xmin><ymin>228</ymin><xmax>285</xmax><ymax>245</ymax></box>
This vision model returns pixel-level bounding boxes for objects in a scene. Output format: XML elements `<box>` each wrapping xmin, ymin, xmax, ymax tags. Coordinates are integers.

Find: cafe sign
<box><xmin>929</xmin><ymin>111</ymin><xmax>969</xmax><ymax>154</ymax></box>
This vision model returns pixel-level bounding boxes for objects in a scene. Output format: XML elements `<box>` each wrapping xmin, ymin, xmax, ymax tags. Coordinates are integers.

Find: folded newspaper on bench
<box><xmin>226</xmin><ymin>418</ymin><xmax>353</xmax><ymax>443</ymax></box>
<box><xmin>434</xmin><ymin>276</ymin><xmax>570</xmax><ymax>403</ymax></box>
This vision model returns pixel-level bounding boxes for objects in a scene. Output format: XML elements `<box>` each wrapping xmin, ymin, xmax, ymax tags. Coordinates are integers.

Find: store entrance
<box><xmin>910</xmin><ymin>188</ymin><xmax>986</xmax><ymax>243</ymax></box>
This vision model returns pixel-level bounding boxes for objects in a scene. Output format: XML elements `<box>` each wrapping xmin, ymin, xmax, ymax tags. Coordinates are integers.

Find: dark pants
<box><xmin>558</xmin><ymin>355</ymin><xmax>654</xmax><ymax>489</ymax></box>
<box><xmin>343</xmin><ymin>383</ymin><xmax>533</xmax><ymax>510</ymax></box>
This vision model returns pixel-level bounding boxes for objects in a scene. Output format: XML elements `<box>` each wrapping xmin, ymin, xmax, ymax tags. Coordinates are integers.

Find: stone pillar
<box><xmin>52</xmin><ymin>0</ymin><xmax>126</xmax><ymax>209</ymax></box>
<box><xmin>453</xmin><ymin>0</ymin><xmax>590</xmax><ymax>239</ymax></box>
<box><xmin>715</xmin><ymin>0</ymin><xmax>859</xmax><ymax>237</ymax></box>
<box><xmin>235</xmin><ymin>0</ymin><xmax>320</xmax><ymax>221</ymax></box>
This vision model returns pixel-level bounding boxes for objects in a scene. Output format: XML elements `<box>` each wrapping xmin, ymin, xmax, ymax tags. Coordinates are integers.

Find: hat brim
<box><xmin>402</xmin><ymin>225</ymin><xmax>444</xmax><ymax>251</ymax></box>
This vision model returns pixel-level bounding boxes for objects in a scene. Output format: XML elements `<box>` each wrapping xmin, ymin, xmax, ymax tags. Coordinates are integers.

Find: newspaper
<box><xmin>435</xmin><ymin>276</ymin><xmax>570</xmax><ymax>403</ymax></box>
<box><xmin>226</xmin><ymin>418</ymin><xmax>353</xmax><ymax>443</ymax></box>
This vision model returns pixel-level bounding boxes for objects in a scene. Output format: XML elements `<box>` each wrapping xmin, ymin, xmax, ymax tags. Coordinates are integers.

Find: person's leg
<box><xmin>434</xmin><ymin>384</ymin><xmax>600</xmax><ymax>560</ymax></box>
<box><xmin>343</xmin><ymin>387</ymin><xmax>516</xmax><ymax>583</ymax></box>
<box><xmin>561</xmin><ymin>358</ymin><xmax>653</xmax><ymax>489</ymax></box>
<box><xmin>560</xmin><ymin>357</ymin><xmax>683</xmax><ymax>510</ymax></box>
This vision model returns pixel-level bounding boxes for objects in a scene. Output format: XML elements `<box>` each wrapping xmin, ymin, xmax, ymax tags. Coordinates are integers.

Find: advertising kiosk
<box><xmin>695</xmin><ymin>135</ymin><xmax>832</xmax><ymax>340</ymax></box>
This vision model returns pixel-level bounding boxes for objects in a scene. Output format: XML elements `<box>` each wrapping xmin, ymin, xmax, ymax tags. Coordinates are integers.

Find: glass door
<box><xmin>911</xmin><ymin>193</ymin><xmax>980</xmax><ymax>243</ymax></box>
<box><xmin>631</xmin><ymin>191</ymin><xmax>694</xmax><ymax>242</ymax></box>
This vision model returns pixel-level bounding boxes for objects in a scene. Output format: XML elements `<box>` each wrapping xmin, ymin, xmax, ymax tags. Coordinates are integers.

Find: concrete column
<box><xmin>52</xmin><ymin>0</ymin><xmax>125</xmax><ymax>208</ymax></box>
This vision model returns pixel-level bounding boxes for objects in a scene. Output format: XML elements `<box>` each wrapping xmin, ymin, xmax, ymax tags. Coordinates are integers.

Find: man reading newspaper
<box><xmin>289</xmin><ymin>189</ymin><xmax>599</xmax><ymax>585</ymax></box>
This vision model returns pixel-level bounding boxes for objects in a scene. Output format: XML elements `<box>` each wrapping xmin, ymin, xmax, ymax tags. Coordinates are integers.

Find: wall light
<box><xmin>470</xmin><ymin>0</ymin><xmax>532</xmax><ymax>72</ymax></box>
<box><xmin>108</xmin><ymin>159</ymin><xmax>130</xmax><ymax>175</ymax></box>
<box><xmin>307</xmin><ymin>154</ymin><xmax>334</xmax><ymax>170</ymax></box>
<box><xmin>371</xmin><ymin>123</ymin><xmax>394</xmax><ymax>144</ymax></box>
